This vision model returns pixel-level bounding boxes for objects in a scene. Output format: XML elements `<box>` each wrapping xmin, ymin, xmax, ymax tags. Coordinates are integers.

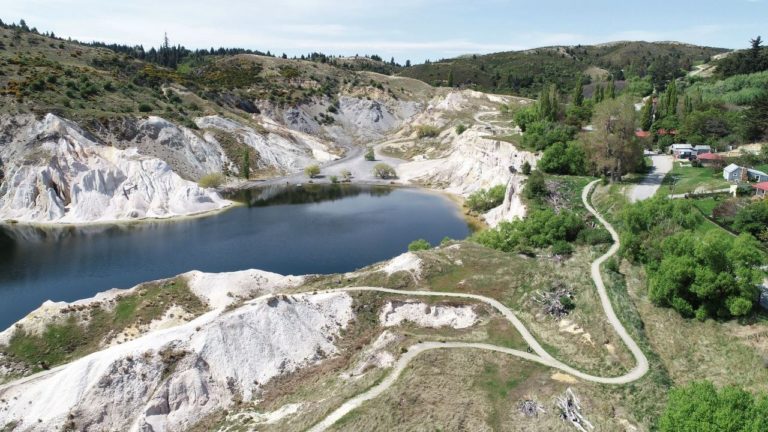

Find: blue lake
<box><xmin>0</xmin><ymin>185</ymin><xmax>471</xmax><ymax>329</ymax></box>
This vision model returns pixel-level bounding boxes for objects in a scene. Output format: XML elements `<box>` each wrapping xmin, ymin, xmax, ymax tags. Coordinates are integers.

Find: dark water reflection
<box><xmin>0</xmin><ymin>185</ymin><xmax>470</xmax><ymax>329</ymax></box>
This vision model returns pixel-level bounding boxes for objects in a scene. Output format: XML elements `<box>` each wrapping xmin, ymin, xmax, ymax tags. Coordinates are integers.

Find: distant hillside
<box><xmin>399</xmin><ymin>41</ymin><xmax>728</xmax><ymax>97</ymax></box>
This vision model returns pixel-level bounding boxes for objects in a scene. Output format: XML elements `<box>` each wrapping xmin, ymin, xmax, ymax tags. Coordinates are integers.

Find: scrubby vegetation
<box><xmin>198</xmin><ymin>172</ymin><xmax>225</xmax><ymax>188</ymax></box>
<box><xmin>372</xmin><ymin>163</ymin><xmax>397</xmax><ymax>179</ymax></box>
<box><xmin>1</xmin><ymin>278</ymin><xmax>206</xmax><ymax>374</ymax></box>
<box><xmin>400</xmin><ymin>41</ymin><xmax>724</xmax><ymax>97</ymax></box>
<box><xmin>620</xmin><ymin>197</ymin><xmax>766</xmax><ymax>320</ymax></box>
<box><xmin>304</xmin><ymin>164</ymin><xmax>321</xmax><ymax>178</ymax></box>
<box><xmin>474</xmin><ymin>209</ymin><xmax>584</xmax><ymax>254</ymax></box>
<box><xmin>415</xmin><ymin>125</ymin><xmax>440</xmax><ymax>139</ymax></box>
<box><xmin>465</xmin><ymin>185</ymin><xmax>506</xmax><ymax>212</ymax></box>
<box><xmin>659</xmin><ymin>381</ymin><xmax>768</xmax><ymax>431</ymax></box>
<box><xmin>407</xmin><ymin>239</ymin><xmax>431</xmax><ymax>251</ymax></box>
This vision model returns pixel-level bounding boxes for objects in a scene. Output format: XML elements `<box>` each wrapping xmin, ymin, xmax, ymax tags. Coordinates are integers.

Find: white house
<box><xmin>670</xmin><ymin>144</ymin><xmax>694</xmax><ymax>159</ymax></box>
<box><xmin>693</xmin><ymin>145</ymin><xmax>711</xmax><ymax>154</ymax></box>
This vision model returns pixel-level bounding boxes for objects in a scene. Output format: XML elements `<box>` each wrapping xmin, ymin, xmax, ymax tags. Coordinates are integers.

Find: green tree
<box><xmin>607</xmin><ymin>79</ymin><xmax>616</xmax><ymax>99</ymax></box>
<box><xmin>583</xmin><ymin>97</ymin><xmax>643</xmax><ymax>182</ymax></box>
<box><xmin>524</xmin><ymin>170</ymin><xmax>548</xmax><ymax>199</ymax></box>
<box><xmin>733</xmin><ymin>200</ymin><xmax>768</xmax><ymax>238</ymax></box>
<box><xmin>521</xmin><ymin>161</ymin><xmax>532</xmax><ymax>175</ymax></box>
<box><xmin>666</xmin><ymin>80</ymin><xmax>678</xmax><ymax>116</ymax></box>
<box><xmin>447</xmin><ymin>69</ymin><xmax>454</xmax><ymax>87</ymax></box>
<box><xmin>466</xmin><ymin>185</ymin><xmax>507</xmax><ymax>212</ymax></box>
<box><xmin>571</xmin><ymin>78</ymin><xmax>584</xmax><ymax>107</ymax></box>
<box><xmin>304</xmin><ymin>164</ymin><xmax>320</xmax><ymax>178</ymax></box>
<box><xmin>408</xmin><ymin>239</ymin><xmax>432</xmax><ymax>251</ymax></box>
<box><xmin>240</xmin><ymin>149</ymin><xmax>250</xmax><ymax>179</ymax></box>
<box><xmin>373</xmin><ymin>163</ymin><xmax>397</xmax><ymax>179</ymax></box>
<box><xmin>364</xmin><ymin>147</ymin><xmax>375</xmax><ymax>161</ymax></box>
<box><xmin>594</xmin><ymin>84</ymin><xmax>604</xmax><ymax>103</ymax></box>
<box><xmin>538</xmin><ymin>142</ymin><xmax>587</xmax><ymax>175</ymax></box>
<box><xmin>659</xmin><ymin>381</ymin><xmax>768</xmax><ymax>432</ymax></box>
<box><xmin>640</xmin><ymin>97</ymin><xmax>654</xmax><ymax>131</ymax></box>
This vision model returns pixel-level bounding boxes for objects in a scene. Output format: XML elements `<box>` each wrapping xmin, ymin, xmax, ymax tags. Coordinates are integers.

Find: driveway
<box><xmin>628</xmin><ymin>154</ymin><xmax>673</xmax><ymax>202</ymax></box>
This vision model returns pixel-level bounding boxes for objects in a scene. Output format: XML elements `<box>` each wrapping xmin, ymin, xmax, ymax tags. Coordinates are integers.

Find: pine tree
<box><xmin>405</xmin><ymin>60</ymin><xmax>411</xmax><ymax>67</ymax></box>
<box><xmin>447</xmin><ymin>69</ymin><xmax>454</xmax><ymax>87</ymax></box>
<box><xmin>538</xmin><ymin>85</ymin><xmax>552</xmax><ymax>121</ymax></box>
<box><xmin>607</xmin><ymin>80</ymin><xmax>616</xmax><ymax>99</ymax></box>
<box><xmin>240</xmin><ymin>149</ymin><xmax>250</xmax><ymax>179</ymax></box>
<box><xmin>683</xmin><ymin>95</ymin><xmax>693</xmax><ymax>117</ymax></box>
<box><xmin>594</xmin><ymin>84</ymin><xmax>604</xmax><ymax>103</ymax></box>
<box><xmin>640</xmin><ymin>97</ymin><xmax>654</xmax><ymax>131</ymax></box>
<box><xmin>548</xmin><ymin>84</ymin><xmax>560</xmax><ymax>121</ymax></box>
<box><xmin>666</xmin><ymin>80</ymin><xmax>678</xmax><ymax>117</ymax></box>
<box><xmin>572</xmin><ymin>78</ymin><xmax>584</xmax><ymax>107</ymax></box>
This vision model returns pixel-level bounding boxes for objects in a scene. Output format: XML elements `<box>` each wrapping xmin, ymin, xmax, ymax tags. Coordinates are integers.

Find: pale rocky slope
<box><xmin>0</xmin><ymin>114</ymin><xmax>231</xmax><ymax>224</ymax></box>
<box><xmin>0</xmin><ymin>79</ymin><xmax>536</xmax><ymax>226</ymax></box>
<box><xmin>0</xmin><ymin>253</ymin><xmax>482</xmax><ymax>432</ymax></box>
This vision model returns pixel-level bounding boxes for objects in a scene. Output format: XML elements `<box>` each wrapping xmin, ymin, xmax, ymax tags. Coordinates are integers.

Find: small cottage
<box><xmin>693</xmin><ymin>145</ymin><xmax>711</xmax><ymax>155</ymax></box>
<box><xmin>723</xmin><ymin>163</ymin><xmax>742</xmax><ymax>182</ymax></box>
<box><xmin>670</xmin><ymin>144</ymin><xmax>694</xmax><ymax>160</ymax></box>
<box><xmin>754</xmin><ymin>182</ymin><xmax>768</xmax><ymax>198</ymax></box>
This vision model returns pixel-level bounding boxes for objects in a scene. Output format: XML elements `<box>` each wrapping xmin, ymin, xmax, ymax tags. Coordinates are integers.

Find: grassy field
<box><xmin>656</xmin><ymin>161</ymin><xmax>731</xmax><ymax>196</ymax></box>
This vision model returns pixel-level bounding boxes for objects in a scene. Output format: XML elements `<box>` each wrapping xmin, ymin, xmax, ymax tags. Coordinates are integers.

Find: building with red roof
<box><xmin>753</xmin><ymin>181</ymin><xmax>768</xmax><ymax>198</ymax></box>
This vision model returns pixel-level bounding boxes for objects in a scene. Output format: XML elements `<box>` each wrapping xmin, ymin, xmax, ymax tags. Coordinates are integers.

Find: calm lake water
<box><xmin>0</xmin><ymin>185</ymin><xmax>470</xmax><ymax>329</ymax></box>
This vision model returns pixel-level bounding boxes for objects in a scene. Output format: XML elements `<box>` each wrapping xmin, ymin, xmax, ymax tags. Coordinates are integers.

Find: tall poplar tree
<box><xmin>572</xmin><ymin>78</ymin><xmax>584</xmax><ymax>107</ymax></box>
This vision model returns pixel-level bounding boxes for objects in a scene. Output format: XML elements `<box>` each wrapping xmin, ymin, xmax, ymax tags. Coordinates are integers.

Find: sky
<box><xmin>0</xmin><ymin>0</ymin><xmax>766</xmax><ymax>63</ymax></box>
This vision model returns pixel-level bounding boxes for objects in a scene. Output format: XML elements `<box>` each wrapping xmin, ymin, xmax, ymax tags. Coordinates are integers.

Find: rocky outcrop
<box><xmin>0</xmin><ymin>290</ymin><xmax>354</xmax><ymax>432</ymax></box>
<box><xmin>0</xmin><ymin>114</ymin><xmax>231</xmax><ymax>224</ymax></box>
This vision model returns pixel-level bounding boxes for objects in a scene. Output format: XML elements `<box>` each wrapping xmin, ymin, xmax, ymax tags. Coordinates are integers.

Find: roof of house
<box><xmin>748</xmin><ymin>168</ymin><xmax>768</xmax><ymax>177</ymax></box>
<box><xmin>724</xmin><ymin>163</ymin><xmax>742</xmax><ymax>174</ymax></box>
<box><xmin>658</xmin><ymin>128</ymin><xmax>678</xmax><ymax>136</ymax></box>
<box><xmin>671</xmin><ymin>143</ymin><xmax>694</xmax><ymax>150</ymax></box>
<box><xmin>753</xmin><ymin>181</ymin><xmax>768</xmax><ymax>191</ymax></box>
<box><xmin>697</xmin><ymin>152</ymin><xmax>723</xmax><ymax>160</ymax></box>
<box><xmin>635</xmin><ymin>130</ymin><xmax>651</xmax><ymax>138</ymax></box>
<box><xmin>694</xmin><ymin>145</ymin><xmax>711</xmax><ymax>150</ymax></box>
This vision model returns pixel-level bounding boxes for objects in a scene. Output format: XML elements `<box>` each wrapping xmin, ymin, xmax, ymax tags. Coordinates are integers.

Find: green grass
<box><xmin>1</xmin><ymin>278</ymin><xmax>206</xmax><ymax>374</ymax></box>
<box><xmin>691</xmin><ymin>197</ymin><xmax>719</xmax><ymax>216</ymax></box>
<box><xmin>656</xmin><ymin>162</ymin><xmax>730</xmax><ymax>196</ymax></box>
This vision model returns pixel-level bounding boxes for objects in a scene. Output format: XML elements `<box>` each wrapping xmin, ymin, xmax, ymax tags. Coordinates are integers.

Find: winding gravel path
<box><xmin>307</xmin><ymin>180</ymin><xmax>649</xmax><ymax>432</ymax></box>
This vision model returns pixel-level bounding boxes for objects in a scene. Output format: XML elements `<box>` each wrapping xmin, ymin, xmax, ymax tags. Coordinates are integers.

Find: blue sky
<box><xmin>0</xmin><ymin>0</ymin><xmax>765</xmax><ymax>63</ymax></box>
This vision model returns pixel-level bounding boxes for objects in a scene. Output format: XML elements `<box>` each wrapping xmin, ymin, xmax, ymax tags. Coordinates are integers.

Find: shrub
<box><xmin>524</xmin><ymin>170</ymin><xmax>548</xmax><ymax>200</ymax></box>
<box><xmin>521</xmin><ymin>161</ymin><xmax>531</xmax><ymax>175</ymax></box>
<box><xmin>408</xmin><ymin>239</ymin><xmax>431</xmax><ymax>251</ymax></box>
<box><xmin>198</xmin><ymin>172</ymin><xmax>225</xmax><ymax>188</ymax></box>
<box><xmin>538</xmin><ymin>141</ymin><xmax>587</xmax><ymax>175</ymax></box>
<box><xmin>330</xmin><ymin>175</ymin><xmax>339</xmax><ymax>184</ymax></box>
<box><xmin>138</xmin><ymin>103</ymin><xmax>153</xmax><ymax>112</ymax></box>
<box><xmin>733</xmin><ymin>200</ymin><xmax>768</xmax><ymax>238</ymax></box>
<box><xmin>466</xmin><ymin>185</ymin><xmax>506</xmax><ymax>212</ymax></box>
<box><xmin>416</xmin><ymin>125</ymin><xmax>440</xmax><ymax>139</ymax></box>
<box><xmin>474</xmin><ymin>208</ymin><xmax>584</xmax><ymax>254</ymax></box>
<box><xmin>551</xmin><ymin>241</ymin><xmax>574</xmax><ymax>256</ymax></box>
<box><xmin>659</xmin><ymin>381</ymin><xmax>768</xmax><ymax>432</ymax></box>
<box><xmin>373</xmin><ymin>163</ymin><xmax>397</xmax><ymax>179</ymax></box>
<box><xmin>648</xmin><ymin>231</ymin><xmax>763</xmax><ymax>319</ymax></box>
<box><xmin>340</xmin><ymin>169</ymin><xmax>352</xmax><ymax>182</ymax></box>
<box><xmin>520</xmin><ymin>121</ymin><xmax>576</xmax><ymax>151</ymax></box>
<box><xmin>364</xmin><ymin>147</ymin><xmax>375</xmax><ymax>161</ymax></box>
<box><xmin>304</xmin><ymin>164</ymin><xmax>321</xmax><ymax>178</ymax></box>
<box><xmin>576</xmin><ymin>227</ymin><xmax>613</xmax><ymax>245</ymax></box>
<box><xmin>455</xmin><ymin>124</ymin><xmax>467</xmax><ymax>135</ymax></box>
<box><xmin>560</xmin><ymin>295</ymin><xmax>576</xmax><ymax>311</ymax></box>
